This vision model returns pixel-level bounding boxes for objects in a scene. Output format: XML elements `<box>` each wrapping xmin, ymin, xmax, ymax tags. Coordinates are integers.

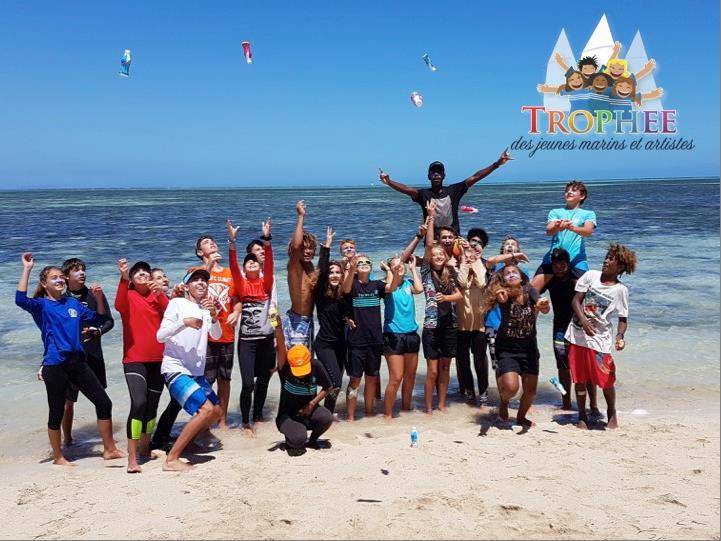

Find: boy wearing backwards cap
<box><xmin>157</xmin><ymin>268</ymin><xmax>223</xmax><ymax>471</ymax></box>
<box><xmin>273</xmin><ymin>313</ymin><xmax>338</xmax><ymax>457</ymax></box>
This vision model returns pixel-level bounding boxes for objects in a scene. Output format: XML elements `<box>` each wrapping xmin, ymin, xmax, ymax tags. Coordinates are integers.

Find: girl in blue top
<box><xmin>15</xmin><ymin>252</ymin><xmax>124</xmax><ymax>466</ymax></box>
<box><xmin>380</xmin><ymin>223</ymin><xmax>426</xmax><ymax>418</ymax></box>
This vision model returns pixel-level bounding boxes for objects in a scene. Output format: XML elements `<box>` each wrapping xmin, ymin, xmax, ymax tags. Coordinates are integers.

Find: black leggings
<box><xmin>313</xmin><ymin>338</ymin><xmax>345</xmax><ymax>412</ymax></box>
<box><xmin>456</xmin><ymin>330</ymin><xmax>489</xmax><ymax>396</ymax></box>
<box><xmin>238</xmin><ymin>336</ymin><xmax>276</xmax><ymax>424</ymax></box>
<box><xmin>43</xmin><ymin>354</ymin><xmax>112</xmax><ymax>430</ymax></box>
<box><xmin>124</xmin><ymin>362</ymin><xmax>164</xmax><ymax>440</ymax></box>
<box><xmin>276</xmin><ymin>406</ymin><xmax>333</xmax><ymax>450</ymax></box>
<box><xmin>153</xmin><ymin>398</ymin><xmax>182</xmax><ymax>444</ymax></box>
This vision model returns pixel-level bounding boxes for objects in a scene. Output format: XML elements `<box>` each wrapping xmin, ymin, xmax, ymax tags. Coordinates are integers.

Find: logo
<box><xmin>512</xmin><ymin>14</ymin><xmax>694</xmax><ymax>156</ymax></box>
<box><xmin>68</xmin><ymin>308</ymin><xmax>78</xmax><ymax>318</ymax></box>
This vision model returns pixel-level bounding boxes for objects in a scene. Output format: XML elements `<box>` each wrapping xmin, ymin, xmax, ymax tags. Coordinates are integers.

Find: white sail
<box><xmin>581</xmin><ymin>14</ymin><xmax>615</xmax><ymax>68</ymax></box>
<box><xmin>625</xmin><ymin>30</ymin><xmax>663</xmax><ymax>111</ymax></box>
<box><xmin>543</xmin><ymin>28</ymin><xmax>573</xmax><ymax>112</ymax></box>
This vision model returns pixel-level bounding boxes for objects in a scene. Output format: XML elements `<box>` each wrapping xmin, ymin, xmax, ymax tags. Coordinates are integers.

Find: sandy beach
<box><xmin>1</xmin><ymin>386</ymin><xmax>718</xmax><ymax>540</ymax></box>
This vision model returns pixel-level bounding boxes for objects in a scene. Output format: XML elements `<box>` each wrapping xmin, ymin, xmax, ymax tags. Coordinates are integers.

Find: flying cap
<box><xmin>286</xmin><ymin>345</ymin><xmax>312</xmax><ymax>377</ymax></box>
<box><xmin>428</xmin><ymin>161</ymin><xmax>445</xmax><ymax>174</ymax></box>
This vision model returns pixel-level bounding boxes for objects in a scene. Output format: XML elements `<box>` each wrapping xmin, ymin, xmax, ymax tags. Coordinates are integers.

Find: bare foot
<box><xmin>516</xmin><ymin>417</ymin><xmax>536</xmax><ymax>428</ymax></box>
<box><xmin>498</xmin><ymin>402</ymin><xmax>509</xmax><ymax>421</ymax></box>
<box><xmin>127</xmin><ymin>463</ymin><xmax>142</xmax><ymax>473</ymax></box>
<box><xmin>53</xmin><ymin>456</ymin><xmax>75</xmax><ymax>467</ymax></box>
<box><xmin>438</xmin><ymin>405</ymin><xmax>447</xmax><ymax>413</ymax></box>
<box><xmin>163</xmin><ymin>459</ymin><xmax>195</xmax><ymax>472</ymax></box>
<box><xmin>242</xmin><ymin>425</ymin><xmax>256</xmax><ymax>438</ymax></box>
<box><xmin>607</xmin><ymin>414</ymin><xmax>618</xmax><ymax>429</ymax></box>
<box><xmin>103</xmin><ymin>448</ymin><xmax>126</xmax><ymax>460</ymax></box>
<box><xmin>425</xmin><ymin>408</ymin><xmax>433</xmax><ymax>415</ymax></box>
<box><xmin>576</xmin><ymin>419</ymin><xmax>589</xmax><ymax>430</ymax></box>
<box><xmin>347</xmin><ymin>417</ymin><xmax>355</xmax><ymax>423</ymax></box>
<box><xmin>218</xmin><ymin>422</ymin><xmax>229</xmax><ymax>431</ymax></box>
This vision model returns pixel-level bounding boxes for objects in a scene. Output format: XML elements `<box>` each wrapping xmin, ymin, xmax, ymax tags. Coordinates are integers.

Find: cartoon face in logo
<box><xmin>68</xmin><ymin>308</ymin><xmax>78</xmax><ymax>318</ymax></box>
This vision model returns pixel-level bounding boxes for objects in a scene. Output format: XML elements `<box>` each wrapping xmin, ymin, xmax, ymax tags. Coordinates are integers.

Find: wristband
<box><xmin>260</xmin><ymin>235</ymin><xmax>272</xmax><ymax>241</ymax></box>
<box><xmin>415</xmin><ymin>233</ymin><xmax>424</xmax><ymax>239</ymax></box>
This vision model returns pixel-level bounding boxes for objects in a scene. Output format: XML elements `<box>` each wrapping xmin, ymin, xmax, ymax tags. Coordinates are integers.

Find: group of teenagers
<box><xmin>15</xmin><ymin>148</ymin><xmax>638</xmax><ymax>471</ymax></box>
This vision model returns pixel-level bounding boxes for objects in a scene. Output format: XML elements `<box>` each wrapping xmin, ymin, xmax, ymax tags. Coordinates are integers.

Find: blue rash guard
<box><xmin>16</xmin><ymin>290</ymin><xmax>106</xmax><ymax>366</ymax></box>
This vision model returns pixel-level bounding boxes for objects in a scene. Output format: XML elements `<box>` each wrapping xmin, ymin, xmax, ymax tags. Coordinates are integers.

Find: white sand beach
<box><xmin>1</xmin><ymin>390</ymin><xmax>718</xmax><ymax>540</ymax></box>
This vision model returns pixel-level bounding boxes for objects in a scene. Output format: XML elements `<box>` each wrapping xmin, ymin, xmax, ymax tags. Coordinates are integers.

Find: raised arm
<box><xmin>114</xmin><ymin>258</ymin><xmax>131</xmax><ymax>315</ymax></box>
<box><xmin>15</xmin><ymin>253</ymin><xmax>40</xmax><ymax>314</ymax></box>
<box><xmin>379</xmin><ymin>168</ymin><xmax>419</xmax><ymax>199</ymax></box>
<box><xmin>17</xmin><ymin>252</ymin><xmax>34</xmax><ymax>293</ymax></box>
<box><xmin>384</xmin><ymin>259</ymin><xmax>404</xmax><ymax>294</ymax></box>
<box><xmin>226</xmin><ymin>218</ymin><xmax>247</xmax><ymax>292</ymax></box>
<box><xmin>400</xmin><ymin>220</ymin><xmax>428</xmax><ymax>263</ymax></box>
<box><xmin>609</xmin><ymin>41</ymin><xmax>621</xmax><ymax>62</ymax></box>
<box><xmin>553</xmin><ymin>52</ymin><xmax>570</xmax><ymax>72</ymax></box>
<box><xmin>463</xmin><ymin>148</ymin><xmax>512</xmax><ymax>189</ymax></box>
<box><xmin>634</xmin><ymin>59</ymin><xmax>656</xmax><ymax>82</ymax></box>
<box><xmin>423</xmin><ymin>206</ymin><xmax>436</xmax><ymax>262</ymax></box>
<box><xmin>408</xmin><ymin>255</ymin><xmax>424</xmax><ymax>294</ymax></box>
<box><xmin>289</xmin><ymin>200</ymin><xmax>307</xmax><ymax>256</ymax></box>
<box><xmin>341</xmin><ymin>256</ymin><xmax>357</xmax><ymax>295</ymax></box>
<box><xmin>261</xmin><ymin>217</ymin><xmax>274</xmax><ymax>295</ymax></box>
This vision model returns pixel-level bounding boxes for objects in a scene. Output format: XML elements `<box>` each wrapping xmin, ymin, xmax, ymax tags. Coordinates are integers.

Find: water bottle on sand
<box><xmin>549</xmin><ymin>376</ymin><xmax>567</xmax><ymax>395</ymax></box>
<box><xmin>410</xmin><ymin>426</ymin><xmax>419</xmax><ymax>448</ymax></box>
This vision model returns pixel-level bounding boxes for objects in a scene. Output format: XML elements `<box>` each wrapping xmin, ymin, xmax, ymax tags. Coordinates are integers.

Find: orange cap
<box><xmin>286</xmin><ymin>345</ymin><xmax>312</xmax><ymax>377</ymax></box>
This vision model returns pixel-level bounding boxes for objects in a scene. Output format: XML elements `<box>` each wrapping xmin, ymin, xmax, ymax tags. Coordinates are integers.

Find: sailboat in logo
<box><xmin>542</xmin><ymin>14</ymin><xmax>661</xmax><ymax>111</ymax></box>
<box><xmin>625</xmin><ymin>30</ymin><xmax>663</xmax><ymax>111</ymax></box>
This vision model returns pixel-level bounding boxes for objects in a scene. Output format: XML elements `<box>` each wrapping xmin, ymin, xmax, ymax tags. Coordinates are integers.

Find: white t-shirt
<box><xmin>565</xmin><ymin>270</ymin><xmax>628</xmax><ymax>354</ymax></box>
<box><xmin>158</xmin><ymin>297</ymin><xmax>222</xmax><ymax>376</ymax></box>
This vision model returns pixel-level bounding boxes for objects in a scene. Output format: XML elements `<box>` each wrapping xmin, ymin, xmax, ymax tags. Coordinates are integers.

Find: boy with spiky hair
<box><xmin>554</xmin><ymin>53</ymin><xmax>600</xmax><ymax>82</ymax></box>
<box><xmin>565</xmin><ymin>243</ymin><xmax>637</xmax><ymax>430</ymax></box>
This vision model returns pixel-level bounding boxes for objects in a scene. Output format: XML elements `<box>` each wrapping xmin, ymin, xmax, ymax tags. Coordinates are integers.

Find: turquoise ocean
<box><xmin>0</xmin><ymin>178</ymin><xmax>718</xmax><ymax>452</ymax></box>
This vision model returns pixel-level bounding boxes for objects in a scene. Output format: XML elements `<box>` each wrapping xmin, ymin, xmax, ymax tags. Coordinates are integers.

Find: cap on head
<box><xmin>286</xmin><ymin>345</ymin><xmax>312</xmax><ymax>377</ymax></box>
<box><xmin>428</xmin><ymin>161</ymin><xmax>445</xmax><ymax>175</ymax></box>
<box><xmin>183</xmin><ymin>267</ymin><xmax>211</xmax><ymax>284</ymax></box>
<box><xmin>243</xmin><ymin>253</ymin><xmax>258</xmax><ymax>266</ymax></box>
<box><xmin>129</xmin><ymin>261</ymin><xmax>152</xmax><ymax>279</ymax></box>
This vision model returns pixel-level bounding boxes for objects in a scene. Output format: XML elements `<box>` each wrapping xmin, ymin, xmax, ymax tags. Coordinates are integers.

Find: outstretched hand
<box><xmin>21</xmin><ymin>252</ymin><xmax>35</xmax><ymax>270</ymax></box>
<box><xmin>379</xmin><ymin>168</ymin><xmax>390</xmax><ymax>185</ymax></box>
<box><xmin>425</xmin><ymin>200</ymin><xmax>437</xmax><ymax>217</ymax></box>
<box><xmin>117</xmin><ymin>258</ymin><xmax>130</xmax><ymax>280</ymax></box>
<box><xmin>296</xmin><ymin>200</ymin><xmax>306</xmax><ymax>216</ymax></box>
<box><xmin>226</xmin><ymin>219</ymin><xmax>240</xmax><ymax>242</ymax></box>
<box><xmin>497</xmin><ymin>147</ymin><xmax>513</xmax><ymax>166</ymax></box>
<box><xmin>262</xmin><ymin>217</ymin><xmax>272</xmax><ymax>238</ymax></box>
<box><xmin>324</xmin><ymin>226</ymin><xmax>335</xmax><ymax>248</ymax></box>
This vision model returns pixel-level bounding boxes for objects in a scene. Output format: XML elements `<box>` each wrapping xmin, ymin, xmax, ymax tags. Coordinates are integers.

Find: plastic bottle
<box><xmin>549</xmin><ymin>376</ymin><xmax>567</xmax><ymax>395</ymax></box>
<box><xmin>410</xmin><ymin>426</ymin><xmax>419</xmax><ymax>448</ymax></box>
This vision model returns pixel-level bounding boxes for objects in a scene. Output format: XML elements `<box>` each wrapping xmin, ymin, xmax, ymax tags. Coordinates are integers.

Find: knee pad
<box><xmin>346</xmin><ymin>386</ymin><xmax>358</xmax><ymax>400</ymax></box>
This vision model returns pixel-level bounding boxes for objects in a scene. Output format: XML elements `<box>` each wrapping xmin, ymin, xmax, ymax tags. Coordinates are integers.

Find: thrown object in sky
<box><xmin>460</xmin><ymin>205</ymin><xmax>479</xmax><ymax>214</ymax></box>
<box><xmin>119</xmin><ymin>49</ymin><xmax>132</xmax><ymax>78</ymax></box>
<box><xmin>242</xmin><ymin>41</ymin><xmax>253</xmax><ymax>64</ymax></box>
<box><xmin>410</xmin><ymin>91</ymin><xmax>423</xmax><ymax>108</ymax></box>
<box><xmin>422</xmin><ymin>53</ymin><xmax>437</xmax><ymax>72</ymax></box>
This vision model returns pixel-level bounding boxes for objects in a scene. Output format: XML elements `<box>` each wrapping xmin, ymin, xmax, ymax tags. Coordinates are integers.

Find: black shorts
<box><xmin>422</xmin><ymin>324</ymin><xmax>457</xmax><ymax>360</ymax></box>
<box><xmin>205</xmin><ymin>341</ymin><xmax>235</xmax><ymax>384</ymax></box>
<box><xmin>495</xmin><ymin>348</ymin><xmax>540</xmax><ymax>377</ymax></box>
<box><xmin>553</xmin><ymin>330</ymin><xmax>569</xmax><ymax>370</ymax></box>
<box><xmin>347</xmin><ymin>344</ymin><xmax>383</xmax><ymax>378</ymax></box>
<box><xmin>383</xmin><ymin>332</ymin><xmax>421</xmax><ymax>356</ymax></box>
<box><xmin>535</xmin><ymin>263</ymin><xmax>586</xmax><ymax>280</ymax></box>
<box><xmin>66</xmin><ymin>355</ymin><xmax>107</xmax><ymax>403</ymax></box>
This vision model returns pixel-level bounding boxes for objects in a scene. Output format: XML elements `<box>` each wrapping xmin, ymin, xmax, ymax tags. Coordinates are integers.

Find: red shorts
<box><xmin>567</xmin><ymin>343</ymin><xmax>616</xmax><ymax>389</ymax></box>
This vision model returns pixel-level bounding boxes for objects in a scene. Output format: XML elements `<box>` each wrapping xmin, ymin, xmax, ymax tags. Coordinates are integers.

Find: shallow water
<box><xmin>0</xmin><ymin>179</ymin><xmax>718</xmax><ymax>450</ymax></box>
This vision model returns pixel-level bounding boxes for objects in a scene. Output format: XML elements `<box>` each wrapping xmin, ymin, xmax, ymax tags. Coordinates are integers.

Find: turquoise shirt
<box><xmin>542</xmin><ymin>207</ymin><xmax>597</xmax><ymax>270</ymax></box>
<box><xmin>383</xmin><ymin>278</ymin><xmax>418</xmax><ymax>334</ymax></box>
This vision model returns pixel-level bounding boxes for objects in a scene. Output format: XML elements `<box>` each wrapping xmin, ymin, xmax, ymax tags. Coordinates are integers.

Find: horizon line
<box><xmin>1</xmin><ymin>175</ymin><xmax>718</xmax><ymax>192</ymax></box>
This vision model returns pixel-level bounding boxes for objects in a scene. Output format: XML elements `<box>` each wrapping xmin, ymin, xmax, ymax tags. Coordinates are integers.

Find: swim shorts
<box><xmin>165</xmin><ymin>373</ymin><xmax>219</xmax><ymax>416</ymax></box>
<box><xmin>567</xmin><ymin>343</ymin><xmax>616</xmax><ymax>389</ymax></box>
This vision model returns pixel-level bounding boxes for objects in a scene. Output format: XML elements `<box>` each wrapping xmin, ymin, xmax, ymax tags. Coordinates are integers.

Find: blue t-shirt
<box><xmin>542</xmin><ymin>207</ymin><xmax>597</xmax><ymax>271</ymax></box>
<box><xmin>383</xmin><ymin>278</ymin><xmax>418</xmax><ymax>334</ymax></box>
<box><xmin>484</xmin><ymin>264</ymin><xmax>529</xmax><ymax>331</ymax></box>
<box><xmin>15</xmin><ymin>291</ymin><xmax>104</xmax><ymax>365</ymax></box>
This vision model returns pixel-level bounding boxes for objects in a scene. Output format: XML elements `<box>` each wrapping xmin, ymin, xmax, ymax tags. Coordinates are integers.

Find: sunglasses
<box><xmin>356</xmin><ymin>260</ymin><xmax>372</xmax><ymax>267</ymax></box>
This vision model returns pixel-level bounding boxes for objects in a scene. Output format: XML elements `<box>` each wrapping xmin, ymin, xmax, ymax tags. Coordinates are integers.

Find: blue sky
<box><xmin>1</xmin><ymin>0</ymin><xmax>718</xmax><ymax>188</ymax></box>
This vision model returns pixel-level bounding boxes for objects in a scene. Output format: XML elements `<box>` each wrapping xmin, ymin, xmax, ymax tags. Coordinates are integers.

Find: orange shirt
<box><xmin>207</xmin><ymin>266</ymin><xmax>238</xmax><ymax>343</ymax></box>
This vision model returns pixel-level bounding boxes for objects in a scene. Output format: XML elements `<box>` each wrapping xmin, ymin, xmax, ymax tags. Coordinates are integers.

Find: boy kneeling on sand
<box><xmin>565</xmin><ymin>243</ymin><xmax>637</xmax><ymax>429</ymax></box>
